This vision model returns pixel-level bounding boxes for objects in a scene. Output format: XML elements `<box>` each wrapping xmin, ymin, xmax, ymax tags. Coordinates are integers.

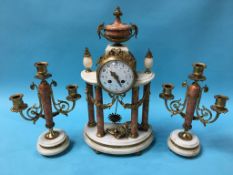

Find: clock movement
<box><xmin>81</xmin><ymin>7</ymin><xmax>155</xmax><ymax>155</ymax></box>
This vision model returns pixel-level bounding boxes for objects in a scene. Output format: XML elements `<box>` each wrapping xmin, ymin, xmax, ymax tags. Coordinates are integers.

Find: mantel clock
<box><xmin>81</xmin><ymin>7</ymin><xmax>155</xmax><ymax>155</ymax></box>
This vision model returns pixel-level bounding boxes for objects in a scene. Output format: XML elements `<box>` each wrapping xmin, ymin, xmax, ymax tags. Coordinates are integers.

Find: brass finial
<box><xmin>146</xmin><ymin>49</ymin><xmax>153</xmax><ymax>58</ymax></box>
<box><xmin>84</xmin><ymin>48</ymin><xmax>91</xmax><ymax>57</ymax></box>
<box><xmin>113</xmin><ymin>6</ymin><xmax>122</xmax><ymax>18</ymax></box>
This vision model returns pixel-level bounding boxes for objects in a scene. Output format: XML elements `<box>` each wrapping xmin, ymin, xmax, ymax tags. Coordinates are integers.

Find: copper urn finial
<box><xmin>97</xmin><ymin>7</ymin><xmax>138</xmax><ymax>44</ymax></box>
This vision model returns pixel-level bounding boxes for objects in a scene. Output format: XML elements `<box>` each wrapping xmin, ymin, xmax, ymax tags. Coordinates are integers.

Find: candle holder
<box><xmin>159</xmin><ymin>62</ymin><xmax>229</xmax><ymax>157</ymax></box>
<box><xmin>10</xmin><ymin>62</ymin><xmax>81</xmax><ymax>156</ymax></box>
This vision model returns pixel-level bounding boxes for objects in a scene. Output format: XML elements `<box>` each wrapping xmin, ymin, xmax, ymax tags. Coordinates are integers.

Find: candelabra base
<box><xmin>83</xmin><ymin>123</ymin><xmax>153</xmax><ymax>155</ymax></box>
<box><xmin>167</xmin><ymin>129</ymin><xmax>200</xmax><ymax>157</ymax></box>
<box><xmin>37</xmin><ymin>129</ymin><xmax>70</xmax><ymax>156</ymax></box>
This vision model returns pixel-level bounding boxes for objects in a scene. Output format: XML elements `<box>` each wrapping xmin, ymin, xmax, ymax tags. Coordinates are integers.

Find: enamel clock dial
<box><xmin>98</xmin><ymin>60</ymin><xmax>135</xmax><ymax>94</ymax></box>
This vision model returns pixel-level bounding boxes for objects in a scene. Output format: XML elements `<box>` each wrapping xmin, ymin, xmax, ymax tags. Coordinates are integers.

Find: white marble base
<box><xmin>84</xmin><ymin>123</ymin><xmax>153</xmax><ymax>155</ymax></box>
<box><xmin>167</xmin><ymin>129</ymin><xmax>200</xmax><ymax>157</ymax></box>
<box><xmin>37</xmin><ymin>129</ymin><xmax>70</xmax><ymax>156</ymax></box>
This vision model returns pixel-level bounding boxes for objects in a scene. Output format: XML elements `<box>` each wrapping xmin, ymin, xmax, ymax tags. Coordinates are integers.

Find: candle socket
<box><xmin>35</xmin><ymin>62</ymin><xmax>52</xmax><ymax>80</ymax></box>
<box><xmin>189</xmin><ymin>62</ymin><xmax>206</xmax><ymax>81</ymax></box>
<box><xmin>159</xmin><ymin>83</ymin><xmax>174</xmax><ymax>100</ymax></box>
<box><xmin>66</xmin><ymin>84</ymin><xmax>81</xmax><ymax>101</ymax></box>
<box><xmin>211</xmin><ymin>95</ymin><xmax>229</xmax><ymax>113</ymax></box>
<box><xmin>10</xmin><ymin>94</ymin><xmax>28</xmax><ymax>112</ymax></box>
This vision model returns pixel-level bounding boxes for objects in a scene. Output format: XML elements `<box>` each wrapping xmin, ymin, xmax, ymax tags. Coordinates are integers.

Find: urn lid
<box><xmin>97</xmin><ymin>7</ymin><xmax>138</xmax><ymax>44</ymax></box>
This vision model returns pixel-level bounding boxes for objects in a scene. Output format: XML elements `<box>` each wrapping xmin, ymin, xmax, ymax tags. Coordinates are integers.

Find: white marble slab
<box><xmin>81</xmin><ymin>70</ymin><xmax>155</xmax><ymax>87</ymax></box>
<box><xmin>84</xmin><ymin>123</ymin><xmax>154</xmax><ymax>155</ymax></box>
<box><xmin>38</xmin><ymin>129</ymin><xmax>67</xmax><ymax>148</ymax></box>
<box><xmin>36</xmin><ymin>128</ymin><xmax>70</xmax><ymax>156</ymax></box>
<box><xmin>167</xmin><ymin>129</ymin><xmax>200</xmax><ymax>157</ymax></box>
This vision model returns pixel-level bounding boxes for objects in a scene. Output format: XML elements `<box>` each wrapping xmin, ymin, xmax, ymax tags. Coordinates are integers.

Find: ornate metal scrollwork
<box><xmin>86</xmin><ymin>91</ymin><xmax>117</xmax><ymax>109</ymax></box>
<box><xmin>116</xmin><ymin>86</ymin><xmax>150</xmax><ymax>110</ymax></box>
<box><xmin>195</xmin><ymin>105</ymin><xmax>214</xmax><ymax>126</ymax></box>
<box><xmin>50</xmin><ymin>82</ymin><xmax>76</xmax><ymax>115</ymax></box>
<box><xmin>163</xmin><ymin>83</ymin><xmax>188</xmax><ymax>117</ymax></box>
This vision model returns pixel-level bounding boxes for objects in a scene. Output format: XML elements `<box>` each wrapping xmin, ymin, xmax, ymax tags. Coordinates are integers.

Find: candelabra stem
<box><xmin>39</xmin><ymin>80</ymin><xmax>54</xmax><ymax>129</ymax></box>
<box><xmin>183</xmin><ymin>82</ymin><xmax>201</xmax><ymax>132</ymax></box>
<box><xmin>86</xmin><ymin>83</ymin><xmax>96</xmax><ymax>127</ymax></box>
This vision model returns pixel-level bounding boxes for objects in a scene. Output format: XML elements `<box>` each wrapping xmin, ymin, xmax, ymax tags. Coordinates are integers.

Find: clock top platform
<box><xmin>81</xmin><ymin>45</ymin><xmax>155</xmax><ymax>87</ymax></box>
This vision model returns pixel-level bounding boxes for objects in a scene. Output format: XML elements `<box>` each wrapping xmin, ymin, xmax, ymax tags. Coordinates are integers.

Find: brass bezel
<box><xmin>96</xmin><ymin>53</ymin><xmax>137</xmax><ymax>95</ymax></box>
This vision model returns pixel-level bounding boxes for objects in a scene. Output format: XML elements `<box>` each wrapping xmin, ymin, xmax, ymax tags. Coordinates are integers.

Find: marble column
<box><xmin>86</xmin><ymin>83</ymin><xmax>96</xmax><ymax>127</ymax></box>
<box><xmin>95</xmin><ymin>86</ymin><xmax>105</xmax><ymax>137</ymax></box>
<box><xmin>141</xmin><ymin>83</ymin><xmax>150</xmax><ymax>131</ymax></box>
<box><xmin>131</xmin><ymin>87</ymin><xmax>139</xmax><ymax>138</ymax></box>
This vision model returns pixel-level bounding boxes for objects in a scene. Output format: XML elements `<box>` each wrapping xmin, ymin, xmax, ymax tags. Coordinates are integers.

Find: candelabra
<box><xmin>9</xmin><ymin>62</ymin><xmax>81</xmax><ymax>156</ymax></box>
<box><xmin>159</xmin><ymin>62</ymin><xmax>229</xmax><ymax>157</ymax></box>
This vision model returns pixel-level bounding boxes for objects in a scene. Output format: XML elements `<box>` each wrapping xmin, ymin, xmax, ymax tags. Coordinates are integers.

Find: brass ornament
<box><xmin>160</xmin><ymin>62</ymin><xmax>229</xmax><ymax>140</ymax></box>
<box><xmin>106</xmin><ymin>122</ymin><xmax>131</xmax><ymax>139</ymax></box>
<box><xmin>97</xmin><ymin>6</ymin><xmax>138</xmax><ymax>44</ymax></box>
<box><xmin>85</xmin><ymin>86</ymin><xmax>150</xmax><ymax>110</ymax></box>
<box><xmin>10</xmin><ymin>62</ymin><xmax>81</xmax><ymax>139</ymax></box>
<box><xmin>97</xmin><ymin>47</ymin><xmax>136</xmax><ymax>69</ymax></box>
<box><xmin>96</xmin><ymin>48</ymin><xmax>137</xmax><ymax>95</ymax></box>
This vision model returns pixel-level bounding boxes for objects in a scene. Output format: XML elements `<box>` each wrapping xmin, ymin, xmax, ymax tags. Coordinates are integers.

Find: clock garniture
<box><xmin>81</xmin><ymin>7</ymin><xmax>155</xmax><ymax>155</ymax></box>
<box><xmin>159</xmin><ymin>62</ymin><xmax>229</xmax><ymax>157</ymax></box>
<box><xmin>9</xmin><ymin>62</ymin><xmax>81</xmax><ymax>156</ymax></box>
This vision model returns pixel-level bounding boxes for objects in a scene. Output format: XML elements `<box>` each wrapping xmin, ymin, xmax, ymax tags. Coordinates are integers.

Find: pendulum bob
<box><xmin>168</xmin><ymin>83</ymin><xmax>201</xmax><ymax>157</ymax></box>
<box><xmin>95</xmin><ymin>86</ymin><xmax>105</xmax><ymax>137</ymax></box>
<box><xmin>86</xmin><ymin>83</ymin><xmax>96</xmax><ymax>127</ymax></box>
<box><xmin>131</xmin><ymin>87</ymin><xmax>139</xmax><ymax>138</ymax></box>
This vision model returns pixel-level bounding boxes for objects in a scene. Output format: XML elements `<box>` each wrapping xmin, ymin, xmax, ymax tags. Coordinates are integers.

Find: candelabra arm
<box><xmin>50</xmin><ymin>90</ymin><xmax>74</xmax><ymax>116</ymax></box>
<box><xmin>193</xmin><ymin>84</ymin><xmax>215</xmax><ymax>126</ymax></box>
<box><xmin>195</xmin><ymin>105</ymin><xmax>223</xmax><ymax>126</ymax></box>
<box><xmin>164</xmin><ymin>98</ymin><xmax>187</xmax><ymax>116</ymax></box>
<box><xmin>19</xmin><ymin>109</ymin><xmax>41</xmax><ymax>124</ymax></box>
<box><xmin>18</xmin><ymin>83</ymin><xmax>44</xmax><ymax>124</ymax></box>
<box><xmin>195</xmin><ymin>104</ymin><xmax>213</xmax><ymax>126</ymax></box>
<box><xmin>50</xmin><ymin>80</ymin><xmax>79</xmax><ymax>115</ymax></box>
<box><xmin>60</xmin><ymin>100</ymin><xmax>76</xmax><ymax>115</ymax></box>
<box><xmin>160</xmin><ymin>81</ymin><xmax>188</xmax><ymax>117</ymax></box>
<box><xmin>206</xmin><ymin>112</ymin><xmax>220</xmax><ymax>124</ymax></box>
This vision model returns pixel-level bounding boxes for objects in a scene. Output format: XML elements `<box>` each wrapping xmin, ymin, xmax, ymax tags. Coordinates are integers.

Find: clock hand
<box><xmin>110</xmin><ymin>71</ymin><xmax>122</xmax><ymax>87</ymax></box>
